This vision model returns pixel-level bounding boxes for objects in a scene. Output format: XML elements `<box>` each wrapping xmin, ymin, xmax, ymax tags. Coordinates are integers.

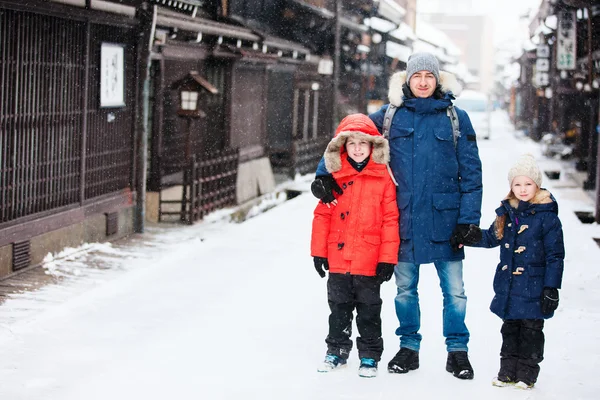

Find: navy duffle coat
<box><xmin>475</xmin><ymin>190</ymin><xmax>565</xmax><ymax>320</ymax></box>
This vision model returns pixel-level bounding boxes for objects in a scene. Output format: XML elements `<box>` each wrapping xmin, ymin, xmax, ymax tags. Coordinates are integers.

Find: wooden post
<box><xmin>80</xmin><ymin>21</ymin><xmax>90</xmax><ymax>205</ymax></box>
<box><xmin>596</xmin><ymin>92</ymin><xmax>600</xmax><ymax>223</ymax></box>
<box><xmin>332</xmin><ymin>0</ymin><xmax>341</xmax><ymax>132</ymax></box>
<box><xmin>134</xmin><ymin>4</ymin><xmax>156</xmax><ymax>233</ymax></box>
<box><xmin>584</xmin><ymin>8</ymin><xmax>597</xmax><ymax>191</ymax></box>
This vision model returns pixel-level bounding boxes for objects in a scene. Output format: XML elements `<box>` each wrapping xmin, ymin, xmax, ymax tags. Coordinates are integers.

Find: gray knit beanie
<box><xmin>508</xmin><ymin>154</ymin><xmax>542</xmax><ymax>188</ymax></box>
<box><xmin>406</xmin><ymin>52</ymin><xmax>440</xmax><ymax>83</ymax></box>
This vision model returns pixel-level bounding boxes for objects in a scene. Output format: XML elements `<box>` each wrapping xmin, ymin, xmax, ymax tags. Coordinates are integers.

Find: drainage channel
<box><xmin>544</xmin><ymin>170</ymin><xmax>561</xmax><ymax>180</ymax></box>
<box><xmin>574</xmin><ymin>211</ymin><xmax>596</xmax><ymax>224</ymax></box>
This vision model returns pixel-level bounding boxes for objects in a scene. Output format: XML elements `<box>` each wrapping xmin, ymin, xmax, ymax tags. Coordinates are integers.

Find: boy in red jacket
<box><xmin>311</xmin><ymin>113</ymin><xmax>400</xmax><ymax>378</ymax></box>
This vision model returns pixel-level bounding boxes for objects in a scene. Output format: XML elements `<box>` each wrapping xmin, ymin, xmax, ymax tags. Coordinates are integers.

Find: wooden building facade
<box><xmin>517</xmin><ymin>0</ymin><xmax>600</xmax><ymax>221</ymax></box>
<box><xmin>0</xmin><ymin>0</ymin><xmax>140</xmax><ymax>278</ymax></box>
<box><xmin>0</xmin><ymin>0</ymin><xmax>415</xmax><ymax>278</ymax></box>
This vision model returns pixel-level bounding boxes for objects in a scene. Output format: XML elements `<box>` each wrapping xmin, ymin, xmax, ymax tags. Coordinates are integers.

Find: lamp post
<box><xmin>178</xmin><ymin>89</ymin><xmax>200</xmax><ymax>161</ymax></box>
<box><xmin>332</xmin><ymin>0</ymin><xmax>341</xmax><ymax>131</ymax></box>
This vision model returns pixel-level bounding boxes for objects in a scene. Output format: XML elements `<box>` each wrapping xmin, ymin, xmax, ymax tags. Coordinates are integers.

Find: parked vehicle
<box><xmin>454</xmin><ymin>90</ymin><xmax>491</xmax><ymax>139</ymax></box>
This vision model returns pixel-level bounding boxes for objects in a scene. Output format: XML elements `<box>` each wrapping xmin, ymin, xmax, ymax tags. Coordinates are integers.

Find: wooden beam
<box><xmin>0</xmin><ymin>0</ymin><xmax>138</xmax><ymax>27</ymax></box>
<box><xmin>0</xmin><ymin>192</ymin><xmax>133</xmax><ymax>248</ymax></box>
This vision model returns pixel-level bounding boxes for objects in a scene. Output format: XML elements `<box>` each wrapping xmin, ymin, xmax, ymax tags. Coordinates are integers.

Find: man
<box><xmin>311</xmin><ymin>52</ymin><xmax>483</xmax><ymax>379</ymax></box>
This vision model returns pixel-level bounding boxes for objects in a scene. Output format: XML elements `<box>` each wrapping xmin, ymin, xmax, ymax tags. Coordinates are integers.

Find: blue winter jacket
<box><xmin>316</xmin><ymin>71</ymin><xmax>483</xmax><ymax>264</ymax></box>
<box><xmin>473</xmin><ymin>190</ymin><xmax>565</xmax><ymax>320</ymax></box>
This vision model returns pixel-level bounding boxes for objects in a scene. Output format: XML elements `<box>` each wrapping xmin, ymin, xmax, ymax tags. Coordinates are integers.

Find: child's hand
<box><xmin>313</xmin><ymin>257</ymin><xmax>329</xmax><ymax>278</ymax></box>
<box><xmin>541</xmin><ymin>287</ymin><xmax>559</xmax><ymax>315</ymax></box>
<box><xmin>376</xmin><ymin>262</ymin><xmax>396</xmax><ymax>283</ymax></box>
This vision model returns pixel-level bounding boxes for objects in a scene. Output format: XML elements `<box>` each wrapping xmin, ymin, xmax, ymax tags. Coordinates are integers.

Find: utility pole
<box><xmin>134</xmin><ymin>3</ymin><xmax>157</xmax><ymax>233</ymax></box>
<box><xmin>584</xmin><ymin>7</ymin><xmax>597</xmax><ymax>192</ymax></box>
<box><xmin>596</xmin><ymin>95</ymin><xmax>600</xmax><ymax>223</ymax></box>
<box><xmin>332</xmin><ymin>0</ymin><xmax>341</xmax><ymax>131</ymax></box>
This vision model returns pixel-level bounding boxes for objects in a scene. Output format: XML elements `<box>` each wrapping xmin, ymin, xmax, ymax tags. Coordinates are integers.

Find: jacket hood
<box><xmin>388</xmin><ymin>70</ymin><xmax>462</xmax><ymax>107</ymax></box>
<box><xmin>493</xmin><ymin>189</ymin><xmax>557</xmax><ymax>241</ymax></box>
<box><xmin>497</xmin><ymin>189</ymin><xmax>557</xmax><ymax>215</ymax></box>
<box><xmin>324</xmin><ymin>113</ymin><xmax>390</xmax><ymax>173</ymax></box>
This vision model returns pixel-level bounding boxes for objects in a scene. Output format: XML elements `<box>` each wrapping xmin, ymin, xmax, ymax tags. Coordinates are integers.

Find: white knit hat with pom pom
<box><xmin>508</xmin><ymin>153</ymin><xmax>542</xmax><ymax>187</ymax></box>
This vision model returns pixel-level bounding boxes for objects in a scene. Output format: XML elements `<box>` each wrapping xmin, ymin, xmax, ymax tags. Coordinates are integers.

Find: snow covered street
<box><xmin>0</xmin><ymin>111</ymin><xmax>599</xmax><ymax>400</ymax></box>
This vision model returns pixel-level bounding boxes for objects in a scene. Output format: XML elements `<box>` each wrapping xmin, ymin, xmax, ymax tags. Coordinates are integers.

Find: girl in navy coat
<box><xmin>471</xmin><ymin>154</ymin><xmax>564</xmax><ymax>389</ymax></box>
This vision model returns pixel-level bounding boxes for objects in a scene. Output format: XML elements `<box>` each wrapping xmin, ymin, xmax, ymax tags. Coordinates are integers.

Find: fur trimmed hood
<box><xmin>493</xmin><ymin>189</ymin><xmax>556</xmax><ymax>241</ymax></box>
<box><xmin>388</xmin><ymin>70</ymin><xmax>462</xmax><ymax>107</ymax></box>
<box><xmin>324</xmin><ymin>113</ymin><xmax>389</xmax><ymax>173</ymax></box>
<box><xmin>506</xmin><ymin>189</ymin><xmax>553</xmax><ymax>209</ymax></box>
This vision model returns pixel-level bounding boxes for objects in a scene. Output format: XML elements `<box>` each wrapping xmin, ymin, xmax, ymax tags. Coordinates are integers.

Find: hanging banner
<box><xmin>100</xmin><ymin>43</ymin><xmax>125</xmax><ymax>107</ymax></box>
<box><xmin>556</xmin><ymin>10</ymin><xmax>576</xmax><ymax>70</ymax></box>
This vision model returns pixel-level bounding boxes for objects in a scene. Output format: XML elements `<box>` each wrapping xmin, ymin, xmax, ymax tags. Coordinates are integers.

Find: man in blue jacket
<box><xmin>312</xmin><ymin>52</ymin><xmax>483</xmax><ymax>379</ymax></box>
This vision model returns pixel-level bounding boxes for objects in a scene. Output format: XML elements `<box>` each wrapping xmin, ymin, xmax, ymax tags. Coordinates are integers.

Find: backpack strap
<box><xmin>446</xmin><ymin>104</ymin><xmax>461</xmax><ymax>148</ymax></box>
<box><xmin>382</xmin><ymin>104</ymin><xmax>397</xmax><ymax>139</ymax></box>
<box><xmin>384</xmin><ymin>103</ymin><xmax>460</xmax><ymax>148</ymax></box>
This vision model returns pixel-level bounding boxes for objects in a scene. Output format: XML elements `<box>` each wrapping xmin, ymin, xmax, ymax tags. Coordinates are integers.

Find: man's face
<box><xmin>409</xmin><ymin>70</ymin><xmax>437</xmax><ymax>98</ymax></box>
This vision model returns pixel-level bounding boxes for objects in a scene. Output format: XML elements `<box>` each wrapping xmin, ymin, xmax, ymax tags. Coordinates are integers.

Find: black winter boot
<box><xmin>446</xmin><ymin>351</ymin><xmax>474</xmax><ymax>380</ymax></box>
<box><xmin>387</xmin><ymin>348</ymin><xmax>419</xmax><ymax>373</ymax></box>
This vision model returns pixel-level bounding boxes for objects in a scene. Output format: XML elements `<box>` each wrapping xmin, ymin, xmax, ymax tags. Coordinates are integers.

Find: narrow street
<box><xmin>0</xmin><ymin>111</ymin><xmax>599</xmax><ymax>400</ymax></box>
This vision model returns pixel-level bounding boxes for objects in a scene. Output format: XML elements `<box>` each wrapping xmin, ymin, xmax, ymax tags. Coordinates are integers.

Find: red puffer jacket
<box><xmin>311</xmin><ymin>114</ymin><xmax>400</xmax><ymax>276</ymax></box>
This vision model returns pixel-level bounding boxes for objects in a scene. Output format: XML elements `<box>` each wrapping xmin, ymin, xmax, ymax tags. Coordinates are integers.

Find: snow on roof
<box><xmin>377</xmin><ymin>0</ymin><xmax>407</xmax><ymax>25</ymax></box>
<box><xmin>389</xmin><ymin>22</ymin><xmax>417</xmax><ymax>42</ymax></box>
<box><xmin>364</xmin><ymin>17</ymin><xmax>397</xmax><ymax>33</ymax></box>
<box><xmin>386</xmin><ymin>41</ymin><xmax>412</xmax><ymax>62</ymax></box>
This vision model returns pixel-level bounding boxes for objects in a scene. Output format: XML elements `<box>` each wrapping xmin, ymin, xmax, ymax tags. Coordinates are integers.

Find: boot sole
<box><xmin>492</xmin><ymin>377</ymin><xmax>515</xmax><ymax>387</ymax></box>
<box><xmin>446</xmin><ymin>366</ymin><xmax>474</xmax><ymax>380</ymax></box>
<box><xmin>317</xmin><ymin>363</ymin><xmax>347</xmax><ymax>373</ymax></box>
<box><xmin>358</xmin><ymin>367</ymin><xmax>378</xmax><ymax>378</ymax></box>
<box><xmin>387</xmin><ymin>363</ymin><xmax>419</xmax><ymax>374</ymax></box>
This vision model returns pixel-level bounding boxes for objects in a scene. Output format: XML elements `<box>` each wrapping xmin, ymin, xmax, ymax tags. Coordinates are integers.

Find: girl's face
<box><xmin>511</xmin><ymin>175</ymin><xmax>538</xmax><ymax>202</ymax></box>
<box><xmin>345</xmin><ymin>136</ymin><xmax>371</xmax><ymax>163</ymax></box>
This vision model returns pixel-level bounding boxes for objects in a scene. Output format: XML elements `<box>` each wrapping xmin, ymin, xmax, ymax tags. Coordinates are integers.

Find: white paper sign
<box><xmin>536</xmin><ymin>44</ymin><xmax>550</xmax><ymax>59</ymax></box>
<box><xmin>557</xmin><ymin>10</ymin><xmax>576</xmax><ymax>70</ymax></box>
<box><xmin>536</xmin><ymin>58</ymin><xmax>550</xmax><ymax>72</ymax></box>
<box><xmin>100</xmin><ymin>43</ymin><xmax>125</xmax><ymax>107</ymax></box>
<box><xmin>535</xmin><ymin>72</ymin><xmax>549</xmax><ymax>87</ymax></box>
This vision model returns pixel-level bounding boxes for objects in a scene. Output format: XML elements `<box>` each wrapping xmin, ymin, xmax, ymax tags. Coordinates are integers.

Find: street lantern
<box><xmin>173</xmin><ymin>71</ymin><xmax>218</xmax><ymax>118</ymax></box>
<box><xmin>180</xmin><ymin>90</ymin><xmax>199</xmax><ymax>112</ymax></box>
<box><xmin>171</xmin><ymin>71</ymin><xmax>218</xmax><ymax>161</ymax></box>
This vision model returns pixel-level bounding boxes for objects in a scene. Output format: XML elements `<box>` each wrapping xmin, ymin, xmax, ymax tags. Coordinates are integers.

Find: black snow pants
<box><xmin>498</xmin><ymin>319</ymin><xmax>545</xmax><ymax>385</ymax></box>
<box><xmin>325</xmin><ymin>273</ymin><xmax>383</xmax><ymax>361</ymax></box>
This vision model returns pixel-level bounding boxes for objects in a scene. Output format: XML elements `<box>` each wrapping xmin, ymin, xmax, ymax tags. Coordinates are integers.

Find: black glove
<box><xmin>313</xmin><ymin>256</ymin><xmax>329</xmax><ymax>278</ymax></box>
<box><xmin>311</xmin><ymin>175</ymin><xmax>343</xmax><ymax>204</ymax></box>
<box><xmin>450</xmin><ymin>224</ymin><xmax>483</xmax><ymax>251</ymax></box>
<box><xmin>376</xmin><ymin>262</ymin><xmax>396</xmax><ymax>283</ymax></box>
<box><xmin>541</xmin><ymin>287</ymin><xmax>559</xmax><ymax>315</ymax></box>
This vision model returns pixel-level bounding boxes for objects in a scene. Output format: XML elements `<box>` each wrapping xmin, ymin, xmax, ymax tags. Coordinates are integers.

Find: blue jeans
<box><xmin>394</xmin><ymin>261</ymin><xmax>469</xmax><ymax>352</ymax></box>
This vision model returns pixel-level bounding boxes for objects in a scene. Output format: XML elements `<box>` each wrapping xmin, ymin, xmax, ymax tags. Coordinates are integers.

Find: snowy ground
<box><xmin>0</xmin><ymin>111</ymin><xmax>599</xmax><ymax>400</ymax></box>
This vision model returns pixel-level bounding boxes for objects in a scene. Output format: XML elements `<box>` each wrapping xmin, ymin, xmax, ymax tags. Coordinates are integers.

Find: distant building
<box><xmin>419</xmin><ymin>13</ymin><xmax>495</xmax><ymax>94</ymax></box>
<box><xmin>417</xmin><ymin>0</ymin><xmax>495</xmax><ymax>94</ymax></box>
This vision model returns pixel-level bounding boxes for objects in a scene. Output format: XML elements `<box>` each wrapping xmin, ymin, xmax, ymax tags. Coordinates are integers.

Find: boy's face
<box><xmin>409</xmin><ymin>70</ymin><xmax>437</xmax><ymax>98</ymax></box>
<box><xmin>345</xmin><ymin>136</ymin><xmax>371</xmax><ymax>163</ymax></box>
<box><xmin>511</xmin><ymin>175</ymin><xmax>538</xmax><ymax>202</ymax></box>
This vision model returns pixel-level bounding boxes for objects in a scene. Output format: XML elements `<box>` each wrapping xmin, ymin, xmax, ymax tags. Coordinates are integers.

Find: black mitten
<box><xmin>541</xmin><ymin>287</ymin><xmax>559</xmax><ymax>315</ymax></box>
<box><xmin>450</xmin><ymin>224</ymin><xmax>482</xmax><ymax>251</ymax></box>
<box><xmin>376</xmin><ymin>262</ymin><xmax>396</xmax><ymax>283</ymax></box>
<box><xmin>313</xmin><ymin>256</ymin><xmax>329</xmax><ymax>278</ymax></box>
<box><xmin>311</xmin><ymin>175</ymin><xmax>343</xmax><ymax>204</ymax></box>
